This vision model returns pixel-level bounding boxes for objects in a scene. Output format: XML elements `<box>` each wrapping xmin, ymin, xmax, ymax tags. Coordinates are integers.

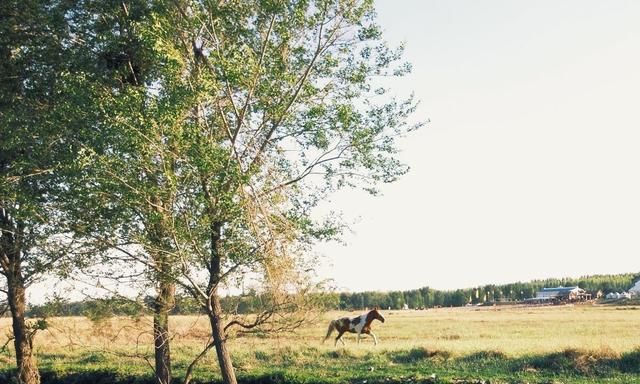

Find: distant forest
<box><xmin>330</xmin><ymin>272</ymin><xmax>640</xmax><ymax>310</ymax></box>
<box><xmin>27</xmin><ymin>273</ymin><xmax>639</xmax><ymax>318</ymax></box>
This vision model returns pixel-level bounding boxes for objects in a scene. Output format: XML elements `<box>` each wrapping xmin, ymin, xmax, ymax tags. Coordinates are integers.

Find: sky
<box><xmin>24</xmin><ymin>1</ymin><xmax>640</xmax><ymax>305</ymax></box>
<box><xmin>315</xmin><ymin>0</ymin><xmax>640</xmax><ymax>292</ymax></box>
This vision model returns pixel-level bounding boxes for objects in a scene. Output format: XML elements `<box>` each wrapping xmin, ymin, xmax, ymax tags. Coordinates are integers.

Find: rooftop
<box><xmin>540</xmin><ymin>286</ymin><xmax>581</xmax><ymax>292</ymax></box>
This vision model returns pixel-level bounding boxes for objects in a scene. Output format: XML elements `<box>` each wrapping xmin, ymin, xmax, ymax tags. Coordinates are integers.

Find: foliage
<box><xmin>24</xmin><ymin>272</ymin><xmax>640</xmax><ymax>318</ymax></box>
<box><xmin>28</xmin><ymin>296</ymin><xmax>147</xmax><ymax>319</ymax></box>
<box><xmin>333</xmin><ymin>273</ymin><xmax>640</xmax><ymax>310</ymax></box>
<box><xmin>0</xmin><ymin>1</ymin><xmax>98</xmax><ymax>382</ymax></box>
<box><xmin>6</xmin><ymin>1</ymin><xmax>421</xmax><ymax>382</ymax></box>
<box><xmin>64</xmin><ymin>0</ymin><xmax>421</xmax><ymax>325</ymax></box>
<box><xmin>0</xmin><ymin>0</ymin><xmax>85</xmax><ymax>293</ymax></box>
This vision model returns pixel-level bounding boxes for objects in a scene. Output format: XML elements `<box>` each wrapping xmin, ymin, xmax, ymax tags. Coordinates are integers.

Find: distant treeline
<box><xmin>331</xmin><ymin>273</ymin><xmax>640</xmax><ymax>310</ymax></box>
<box><xmin>26</xmin><ymin>273</ymin><xmax>639</xmax><ymax>317</ymax></box>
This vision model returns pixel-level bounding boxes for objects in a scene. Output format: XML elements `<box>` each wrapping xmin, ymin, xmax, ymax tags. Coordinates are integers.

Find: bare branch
<box><xmin>182</xmin><ymin>338</ymin><xmax>215</xmax><ymax>384</ymax></box>
<box><xmin>233</xmin><ymin>14</ymin><xmax>276</xmax><ymax>142</ymax></box>
<box><xmin>248</xmin><ymin>12</ymin><xmax>346</xmax><ymax>169</ymax></box>
<box><xmin>224</xmin><ymin>309</ymin><xmax>273</xmax><ymax>333</ymax></box>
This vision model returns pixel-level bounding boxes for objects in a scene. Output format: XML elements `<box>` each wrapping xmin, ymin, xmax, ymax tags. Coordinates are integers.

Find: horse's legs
<box><xmin>335</xmin><ymin>331</ymin><xmax>346</xmax><ymax>347</ymax></box>
<box><xmin>369</xmin><ymin>331</ymin><xmax>378</xmax><ymax>346</ymax></box>
<box><xmin>360</xmin><ymin>331</ymin><xmax>378</xmax><ymax>346</ymax></box>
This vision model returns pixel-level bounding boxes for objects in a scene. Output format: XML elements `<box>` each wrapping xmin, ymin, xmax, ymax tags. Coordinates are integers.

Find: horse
<box><xmin>323</xmin><ymin>307</ymin><xmax>385</xmax><ymax>346</ymax></box>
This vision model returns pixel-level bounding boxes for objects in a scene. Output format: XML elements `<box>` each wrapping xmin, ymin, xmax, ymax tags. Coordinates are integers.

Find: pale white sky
<box><xmin>26</xmin><ymin>1</ymin><xmax>640</xmax><ymax>305</ymax></box>
<box><xmin>316</xmin><ymin>0</ymin><xmax>640</xmax><ymax>292</ymax></box>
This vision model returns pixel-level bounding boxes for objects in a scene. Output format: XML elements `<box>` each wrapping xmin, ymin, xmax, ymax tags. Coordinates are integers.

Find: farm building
<box><xmin>605</xmin><ymin>292</ymin><xmax>631</xmax><ymax>299</ymax></box>
<box><xmin>535</xmin><ymin>286</ymin><xmax>590</xmax><ymax>302</ymax></box>
<box><xmin>630</xmin><ymin>280</ymin><xmax>640</xmax><ymax>296</ymax></box>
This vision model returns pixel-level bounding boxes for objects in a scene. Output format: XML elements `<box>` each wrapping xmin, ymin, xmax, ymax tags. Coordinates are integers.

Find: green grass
<box><xmin>5</xmin><ymin>346</ymin><xmax>640</xmax><ymax>383</ymax></box>
<box><xmin>2</xmin><ymin>304</ymin><xmax>640</xmax><ymax>383</ymax></box>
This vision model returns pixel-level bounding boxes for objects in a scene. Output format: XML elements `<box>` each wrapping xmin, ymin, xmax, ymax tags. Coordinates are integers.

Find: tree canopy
<box><xmin>1</xmin><ymin>1</ymin><xmax>420</xmax><ymax>383</ymax></box>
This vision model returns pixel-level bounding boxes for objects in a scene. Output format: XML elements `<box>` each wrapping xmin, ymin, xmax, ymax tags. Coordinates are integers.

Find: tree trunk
<box><xmin>153</xmin><ymin>280</ymin><xmax>175</xmax><ymax>384</ymax></box>
<box><xmin>208</xmin><ymin>292</ymin><xmax>237</xmax><ymax>384</ymax></box>
<box><xmin>1</xmin><ymin>210</ymin><xmax>40</xmax><ymax>384</ymax></box>
<box><xmin>148</xmin><ymin>193</ymin><xmax>176</xmax><ymax>384</ymax></box>
<box><xmin>7</xmin><ymin>272</ymin><xmax>40</xmax><ymax>384</ymax></box>
<box><xmin>206</xmin><ymin>220</ymin><xmax>237</xmax><ymax>384</ymax></box>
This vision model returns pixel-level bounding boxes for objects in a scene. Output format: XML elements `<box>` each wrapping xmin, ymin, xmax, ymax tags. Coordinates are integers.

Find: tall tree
<box><xmin>73</xmin><ymin>1</ymin><xmax>419</xmax><ymax>383</ymax></box>
<box><xmin>159</xmin><ymin>1</ymin><xmax>418</xmax><ymax>382</ymax></box>
<box><xmin>62</xmin><ymin>2</ymin><xmax>180</xmax><ymax>383</ymax></box>
<box><xmin>0</xmin><ymin>1</ymin><xmax>82</xmax><ymax>383</ymax></box>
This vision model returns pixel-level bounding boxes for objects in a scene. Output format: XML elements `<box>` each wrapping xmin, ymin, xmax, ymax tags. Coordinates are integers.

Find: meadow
<box><xmin>1</xmin><ymin>304</ymin><xmax>640</xmax><ymax>383</ymax></box>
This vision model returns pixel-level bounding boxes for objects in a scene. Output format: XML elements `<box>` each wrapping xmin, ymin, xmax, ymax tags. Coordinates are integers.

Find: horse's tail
<box><xmin>323</xmin><ymin>320</ymin><xmax>336</xmax><ymax>343</ymax></box>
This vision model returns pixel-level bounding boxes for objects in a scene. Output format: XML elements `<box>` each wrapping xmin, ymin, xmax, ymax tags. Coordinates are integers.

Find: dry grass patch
<box><xmin>526</xmin><ymin>347</ymin><xmax>622</xmax><ymax>375</ymax></box>
<box><xmin>2</xmin><ymin>303</ymin><xmax>640</xmax><ymax>384</ymax></box>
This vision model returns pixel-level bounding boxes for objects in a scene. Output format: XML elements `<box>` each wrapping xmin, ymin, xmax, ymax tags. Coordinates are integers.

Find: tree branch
<box><xmin>233</xmin><ymin>14</ymin><xmax>276</xmax><ymax>144</ymax></box>
<box><xmin>182</xmin><ymin>339</ymin><xmax>215</xmax><ymax>384</ymax></box>
<box><xmin>248</xmin><ymin>11</ymin><xmax>345</xmax><ymax>170</ymax></box>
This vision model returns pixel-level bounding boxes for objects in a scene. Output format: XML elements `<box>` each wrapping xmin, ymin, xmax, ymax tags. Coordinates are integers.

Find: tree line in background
<box><xmin>24</xmin><ymin>272</ymin><xmax>639</xmax><ymax>319</ymax></box>
<box><xmin>333</xmin><ymin>273</ymin><xmax>640</xmax><ymax>310</ymax></box>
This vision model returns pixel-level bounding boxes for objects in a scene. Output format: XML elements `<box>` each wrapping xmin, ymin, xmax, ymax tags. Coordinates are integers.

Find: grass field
<box><xmin>1</xmin><ymin>303</ymin><xmax>640</xmax><ymax>383</ymax></box>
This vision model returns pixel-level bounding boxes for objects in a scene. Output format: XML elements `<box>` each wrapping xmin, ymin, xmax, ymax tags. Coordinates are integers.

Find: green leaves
<box><xmin>0</xmin><ymin>6</ymin><xmax>420</xmax><ymax>382</ymax></box>
<box><xmin>2</xmin><ymin>0</ymin><xmax>421</xmax><ymax>301</ymax></box>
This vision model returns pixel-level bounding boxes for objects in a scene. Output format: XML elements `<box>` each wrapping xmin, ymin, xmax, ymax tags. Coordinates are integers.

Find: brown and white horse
<box><xmin>323</xmin><ymin>308</ymin><xmax>385</xmax><ymax>346</ymax></box>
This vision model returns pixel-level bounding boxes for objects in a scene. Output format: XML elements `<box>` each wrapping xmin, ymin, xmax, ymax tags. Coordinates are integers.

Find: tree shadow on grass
<box><xmin>2</xmin><ymin>348</ymin><xmax>640</xmax><ymax>384</ymax></box>
<box><xmin>388</xmin><ymin>347</ymin><xmax>451</xmax><ymax>364</ymax></box>
<box><xmin>40</xmin><ymin>370</ymin><xmax>154</xmax><ymax>384</ymax></box>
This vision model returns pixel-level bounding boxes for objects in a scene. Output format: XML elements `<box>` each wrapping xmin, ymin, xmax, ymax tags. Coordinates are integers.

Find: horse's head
<box><xmin>371</xmin><ymin>307</ymin><xmax>385</xmax><ymax>323</ymax></box>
